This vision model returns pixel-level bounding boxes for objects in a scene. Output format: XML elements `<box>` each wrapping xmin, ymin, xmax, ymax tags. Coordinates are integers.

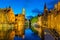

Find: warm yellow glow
<box><xmin>15</xmin><ymin>13</ymin><xmax>25</xmax><ymax>37</ymax></box>
<box><xmin>37</xmin><ymin>16</ymin><xmax>42</xmax><ymax>26</ymax></box>
<box><xmin>55</xmin><ymin>2</ymin><xmax>60</xmax><ymax>11</ymax></box>
<box><xmin>7</xmin><ymin>8</ymin><xmax>15</xmax><ymax>23</ymax></box>
<box><xmin>0</xmin><ymin>7</ymin><xmax>25</xmax><ymax>39</ymax></box>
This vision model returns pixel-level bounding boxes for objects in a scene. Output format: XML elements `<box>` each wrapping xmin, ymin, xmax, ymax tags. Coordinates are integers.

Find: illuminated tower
<box><xmin>41</xmin><ymin>4</ymin><xmax>48</xmax><ymax>40</ymax></box>
<box><xmin>22</xmin><ymin>8</ymin><xmax>25</xmax><ymax>15</ymax></box>
<box><xmin>43</xmin><ymin>4</ymin><xmax>48</xmax><ymax>28</ymax></box>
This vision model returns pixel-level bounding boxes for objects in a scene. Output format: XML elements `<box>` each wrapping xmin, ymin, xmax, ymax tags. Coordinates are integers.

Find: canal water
<box><xmin>14</xmin><ymin>28</ymin><xmax>41</xmax><ymax>40</ymax></box>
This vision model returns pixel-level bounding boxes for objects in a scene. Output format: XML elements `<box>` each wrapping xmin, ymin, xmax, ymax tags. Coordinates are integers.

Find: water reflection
<box><xmin>14</xmin><ymin>28</ymin><xmax>41</xmax><ymax>40</ymax></box>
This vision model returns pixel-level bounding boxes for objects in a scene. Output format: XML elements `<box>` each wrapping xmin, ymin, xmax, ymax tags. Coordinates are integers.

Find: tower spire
<box><xmin>22</xmin><ymin>8</ymin><xmax>25</xmax><ymax>15</ymax></box>
<box><xmin>44</xmin><ymin>3</ymin><xmax>46</xmax><ymax>9</ymax></box>
<box><xmin>44</xmin><ymin>3</ymin><xmax>47</xmax><ymax>11</ymax></box>
<box><xmin>44</xmin><ymin>3</ymin><xmax>48</xmax><ymax>14</ymax></box>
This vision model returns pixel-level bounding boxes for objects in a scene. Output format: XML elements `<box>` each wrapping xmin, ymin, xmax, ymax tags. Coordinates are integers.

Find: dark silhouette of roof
<box><xmin>15</xmin><ymin>14</ymin><xmax>18</xmax><ymax>16</ymax></box>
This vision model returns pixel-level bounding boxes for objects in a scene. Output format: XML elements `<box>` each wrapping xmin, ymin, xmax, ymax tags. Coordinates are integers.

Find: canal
<box><xmin>14</xmin><ymin>28</ymin><xmax>41</xmax><ymax>40</ymax></box>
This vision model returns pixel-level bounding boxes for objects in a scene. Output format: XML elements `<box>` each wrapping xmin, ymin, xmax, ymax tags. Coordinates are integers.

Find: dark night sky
<box><xmin>0</xmin><ymin>0</ymin><xmax>59</xmax><ymax>17</ymax></box>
